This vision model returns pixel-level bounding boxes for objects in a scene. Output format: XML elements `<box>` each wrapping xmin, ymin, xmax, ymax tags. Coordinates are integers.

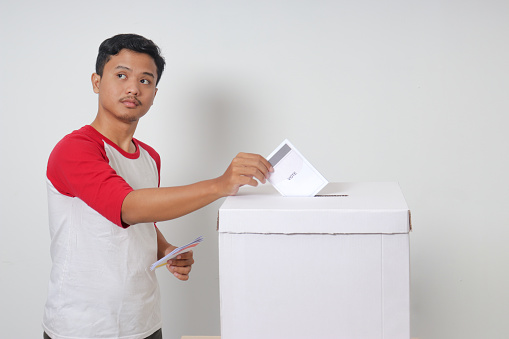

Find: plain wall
<box><xmin>1</xmin><ymin>1</ymin><xmax>508</xmax><ymax>338</ymax></box>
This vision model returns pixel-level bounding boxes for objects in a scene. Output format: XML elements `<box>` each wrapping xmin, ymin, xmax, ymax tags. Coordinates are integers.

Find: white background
<box><xmin>1</xmin><ymin>1</ymin><xmax>508</xmax><ymax>338</ymax></box>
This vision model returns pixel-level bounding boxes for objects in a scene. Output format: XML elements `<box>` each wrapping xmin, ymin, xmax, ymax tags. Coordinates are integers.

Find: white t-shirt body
<box><xmin>43</xmin><ymin>125</ymin><xmax>162</xmax><ymax>339</ymax></box>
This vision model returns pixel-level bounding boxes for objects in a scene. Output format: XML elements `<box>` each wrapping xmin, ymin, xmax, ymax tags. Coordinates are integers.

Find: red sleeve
<box><xmin>47</xmin><ymin>131</ymin><xmax>134</xmax><ymax>227</ymax></box>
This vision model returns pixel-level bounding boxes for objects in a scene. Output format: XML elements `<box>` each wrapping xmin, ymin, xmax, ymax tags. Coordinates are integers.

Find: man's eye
<box><xmin>117</xmin><ymin>74</ymin><xmax>127</xmax><ymax>79</ymax></box>
<box><xmin>140</xmin><ymin>79</ymin><xmax>150</xmax><ymax>85</ymax></box>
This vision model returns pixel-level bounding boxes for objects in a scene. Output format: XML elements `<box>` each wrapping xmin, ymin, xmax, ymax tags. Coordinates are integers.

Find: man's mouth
<box><xmin>120</xmin><ymin>97</ymin><xmax>142</xmax><ymax>108</ymax></box>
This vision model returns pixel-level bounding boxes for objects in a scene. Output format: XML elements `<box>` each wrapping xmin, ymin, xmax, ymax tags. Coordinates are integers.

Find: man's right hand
<box><xmin>216</xmin><ymin>152</ymin><xmax>274</xmax><ymax>196</ymax></box>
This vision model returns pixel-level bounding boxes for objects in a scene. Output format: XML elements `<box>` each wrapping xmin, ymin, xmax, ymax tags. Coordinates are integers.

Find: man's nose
<box><xmin>126</xmin><ymin>80</ymin><xmax>140</xmax><ymax>96</ymax></box>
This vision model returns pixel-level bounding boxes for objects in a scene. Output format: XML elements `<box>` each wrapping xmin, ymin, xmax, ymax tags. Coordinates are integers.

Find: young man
<box><xmin>43</xmin><ymin>34</ymin><xmax>273</xmax><ymax>339</ymax></box>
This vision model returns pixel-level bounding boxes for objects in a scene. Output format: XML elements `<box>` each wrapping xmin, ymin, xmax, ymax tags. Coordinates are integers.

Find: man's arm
<box><xmin>121</xmin><ymin>153</ymin><xmax>273</xmax><ymax>225</ymax></box>
<box><xmin>156</xmin><ymin>227</ymin><xmax>194</xmax><ymax>281</ymax></box>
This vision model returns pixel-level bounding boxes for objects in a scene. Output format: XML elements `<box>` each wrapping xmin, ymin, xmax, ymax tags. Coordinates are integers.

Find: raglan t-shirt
<box><xmin>43</xmin><ymin>125</ymin><xmax>162</xmax><ymax>339</ymax></box>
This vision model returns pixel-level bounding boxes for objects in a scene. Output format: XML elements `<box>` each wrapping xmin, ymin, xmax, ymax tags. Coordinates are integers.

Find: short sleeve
<box><xmin>47</xmin><ymin>132</ymin><xmax>134</xmax><ymax>227</ymax></box>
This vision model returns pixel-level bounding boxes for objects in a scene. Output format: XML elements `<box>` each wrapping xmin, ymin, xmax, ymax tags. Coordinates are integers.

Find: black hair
<box><xmin>95</xmin><ymin>34</ymin><xmax>165</xmax><ymax>85</ymax></box>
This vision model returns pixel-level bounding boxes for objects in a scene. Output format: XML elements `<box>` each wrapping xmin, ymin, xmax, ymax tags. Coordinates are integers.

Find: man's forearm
<box><xmin>156</xmin><ymin>227</ymin><xmax>172</xmax><ymax>260</ymax></box>
<box><xmin>121</xmin><ymin>152</ymin><xmax>273</xmax><ymax>226</ymax></box>
<box><xmin>121</xmin><ymin>178</ymin><xmax>223</xmax><ymax>226</ymax></box>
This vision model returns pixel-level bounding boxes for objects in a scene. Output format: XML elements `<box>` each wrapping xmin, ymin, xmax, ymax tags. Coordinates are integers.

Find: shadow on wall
<box><xmin>178</xmin><ymin>78</ymin><xmax>259</xmax><ymax>180</ymax></box>
<box><xmin>158</xmin><ymin>77</ymin><xmax>264</xmax><ymax>338</ymax></box>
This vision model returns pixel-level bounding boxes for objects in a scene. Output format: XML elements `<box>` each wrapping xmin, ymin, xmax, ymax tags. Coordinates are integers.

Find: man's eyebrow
<box><xmin>115</xmin><ymin>65</ymin><xmax>155</xmax><ymax>78</ymax></box>
<box><xmin>115</xmin><ymin>65</ymin><xmax>131</xmax><ymax>72</ymax></box>
<box><xmin>142</xmin><ymin>71</ymin><xmax>155</xmax><ymax>79</ymax></box>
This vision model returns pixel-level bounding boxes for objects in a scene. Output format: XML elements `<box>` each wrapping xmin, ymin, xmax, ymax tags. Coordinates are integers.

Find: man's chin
<box><xmin>118</xmin><ymin>114</ymin><xmax>140</xmax><ymax>123</ymax></box>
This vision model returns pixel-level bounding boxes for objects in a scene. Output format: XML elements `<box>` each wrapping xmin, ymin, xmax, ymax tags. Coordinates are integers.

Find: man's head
<box><xmin>96</xmin><ymin>34</ymin><xmax>165</xmax><ymax>86</ymax></box>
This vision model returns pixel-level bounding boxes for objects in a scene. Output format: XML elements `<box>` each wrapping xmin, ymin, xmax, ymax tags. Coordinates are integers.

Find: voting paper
<box><xmin>150</xmin><ymin>236</ymin><xmax>203</xmax><ymax>271</ymax></box>
<box><xmin>267</xmin><ymin>139</ymin><xmax>328</xmax><ymax>197</ymax></box>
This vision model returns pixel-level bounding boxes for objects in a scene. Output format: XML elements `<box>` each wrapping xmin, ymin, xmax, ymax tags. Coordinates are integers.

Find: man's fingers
<box><xmin>234</xmin><ymin>153</ymin><xmax>273</xmax><ymax>176</ymax></box>
<box><xmin>231</xmin><ymin>154</ymin><xmax>274</xmax><ymax>184</ymax></box>
<box><xmin>168</xmin><ymin>258</ymin><xmax>194</xmax><ymax>267</ymax></box>
<box><xmin>168</xmin><ymin>264</ymin><xmax>192</xmax><ymax>274</ymax></box>
<box><xmin>163</xmin><ymin>249</ymin><xmax>194</xmax><ymax>281</ymax></box>
<box><xmin>167</xmin><ymin>264</ymin><xmax>192</xmax><ymax>281</ymax></box>
<box><xmin>177</xmin><ymin>250</ymin><xmax>193</xmax><ymax>259</ymax></box>
<box><xmin>231</xmin><ymin>166</ymin><xmax>267</xmax><ymax>184</ymax></box>
<box><xmin>173</xmin><ymin>272</ymin><xmax>190</xmax><ymax>281</ymax></box>
<box><xmin>219</xmin><ymin>153</ymin><xmax>274</xmax><ymax>196</ymax></box>
<box><xmin>167</xmin><ymin>251</ymin><xmax>194</xmax><ymax>267</ymax></box>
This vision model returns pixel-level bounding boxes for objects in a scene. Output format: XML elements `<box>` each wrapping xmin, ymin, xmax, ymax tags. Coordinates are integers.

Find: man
<box><xmin>43</xmin><ymin>34</ymin><xmax>273</xmax><ymax>339</ymax></box>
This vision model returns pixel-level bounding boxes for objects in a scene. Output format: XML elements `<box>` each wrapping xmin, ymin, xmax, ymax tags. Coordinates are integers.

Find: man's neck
<box><xmin>90</xmin><ymin>115</ymin><xmax>138</xmax><ymax>153</ymax></box>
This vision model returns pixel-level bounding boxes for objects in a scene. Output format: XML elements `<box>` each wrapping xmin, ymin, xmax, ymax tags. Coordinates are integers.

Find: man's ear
<box><xmin>91</xmin><ymin>73</ymin><xmax>101</xmax><ymax>93</ymax></box>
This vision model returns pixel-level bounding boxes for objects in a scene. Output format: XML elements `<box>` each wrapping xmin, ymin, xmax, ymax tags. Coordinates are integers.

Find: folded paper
<box><xmin>150</xmin><ymin>236</ymin><xmax>204</xmax><ymax>271</ymax></box>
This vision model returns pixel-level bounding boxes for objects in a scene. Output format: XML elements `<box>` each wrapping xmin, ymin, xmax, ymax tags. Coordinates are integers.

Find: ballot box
<box><xmin>217</xmin><ymin>182</ymin><xmax>411</xmax><ymax>339</ymax></box>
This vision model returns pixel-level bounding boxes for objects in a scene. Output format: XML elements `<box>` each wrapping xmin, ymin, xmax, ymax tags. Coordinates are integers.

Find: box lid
<box><xmin>218</xmin><ymin>182</ymin><xmax>411</xmax><ymax>234</ymax></box>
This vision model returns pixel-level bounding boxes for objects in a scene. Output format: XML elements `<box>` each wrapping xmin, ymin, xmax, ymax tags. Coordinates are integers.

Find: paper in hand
<box><xmin>267</xmin><ymin>139</ymin><xmax>328</xmax><ymax>197</ymax></box>
<box><xmin>150</xmin><ymin>236</ymin><xmax>204</xmax><ymax>271</ymax></box>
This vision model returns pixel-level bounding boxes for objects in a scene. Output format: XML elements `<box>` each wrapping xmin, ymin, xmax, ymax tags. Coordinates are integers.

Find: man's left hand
<box><xmin>165</xmin><ymin>249</ymin><xmax>194</xmax><ymax>281</ymax></box>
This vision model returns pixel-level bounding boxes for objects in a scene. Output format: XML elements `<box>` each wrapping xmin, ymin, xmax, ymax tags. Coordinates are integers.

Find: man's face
<box><xmin>92</xmin><ymin>49</ymin><xmax>158</xmax><ymax>124</ymax></box>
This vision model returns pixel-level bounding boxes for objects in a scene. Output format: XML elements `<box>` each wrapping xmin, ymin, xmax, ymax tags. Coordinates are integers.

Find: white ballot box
<box><xmin>217</xmin><ymin>182</ymin><xmax>411</xmax><ymax>339</ymax></box>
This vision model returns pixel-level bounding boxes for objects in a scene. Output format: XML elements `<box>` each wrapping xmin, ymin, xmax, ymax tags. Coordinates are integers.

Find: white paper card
<box><xmin>267</xmin><ymin>139</ymin><xmax>328</xmax><ymax>197</ymax></box>
<box><xmin>150</xmin><ymin>236</ymin><xmax>203</xmax><ymax>271</ymax></box>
